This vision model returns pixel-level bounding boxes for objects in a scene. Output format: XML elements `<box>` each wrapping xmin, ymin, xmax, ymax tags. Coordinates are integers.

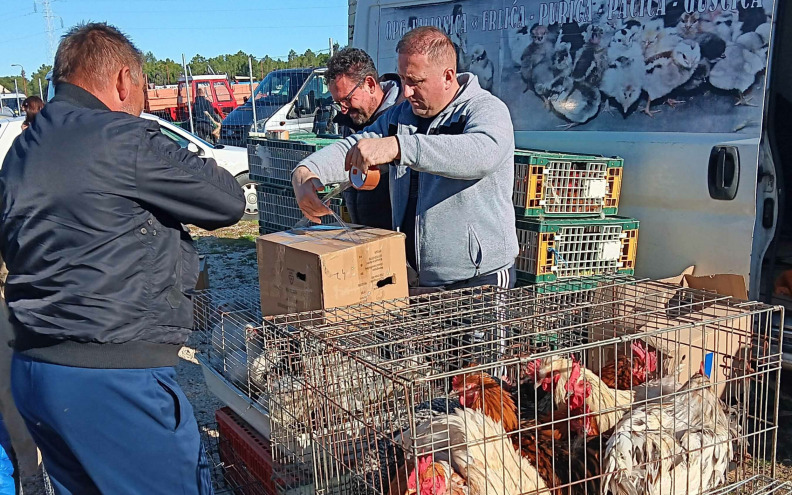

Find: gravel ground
<box><xmin>18</xmin><ymin>220</ymin><xmax>792</xmax><ymax>492</ymax></box>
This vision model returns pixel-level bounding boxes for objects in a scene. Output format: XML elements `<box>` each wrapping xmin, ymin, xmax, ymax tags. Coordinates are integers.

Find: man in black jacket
<box><xmin>0</xmin><ymin>23</ymin><xmax>244</xmax><ymax>494</ymax></box>
<box><xmin>320</xmin><ymin>48</ymin><xmax>401</xmax><ymax>230</ymax></box>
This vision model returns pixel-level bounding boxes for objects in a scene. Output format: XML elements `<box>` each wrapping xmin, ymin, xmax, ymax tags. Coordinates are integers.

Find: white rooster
<box><xmin>398</xmin><ymin>407</ymin><xmax>550</xmax><ymax>495</ymax></box>
<box><xmin>602</xmin><ymin>365</ymin><xmax>734</xmax><ymax>495</ymax></box>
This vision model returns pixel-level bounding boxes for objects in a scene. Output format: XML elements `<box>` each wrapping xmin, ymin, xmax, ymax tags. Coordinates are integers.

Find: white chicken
<box><xmin>601</xmin><ymin>50</ymin><xmax>645</xmax><ymax>116</ymax></box>
<box><xmin>469</xmin><ymin>45</ymin><xmax>494</xmax><ymax>92</ymax></box>
<box><xmin>643</xmin><ymin>39</ymin><xmax>701</xmax><ymax>116</ymax></box>
<box><xmin>602</xmin><ymin>366</ymin><xmax>734</xmax><ymax>495</ymax></box>
<box><xmin>398</xmin><ymin>407</ymin><xmax>550</xmax><ymax>495</ymax></box>
<box><xmin>709</xmin><ymin>43</ymin><xmax>766</xmax><ymax>106</ymax></box>
<box><xmin>701</xmin><ymin>8</ymin><xmax>743</xmax><ymax>43</ymax></box>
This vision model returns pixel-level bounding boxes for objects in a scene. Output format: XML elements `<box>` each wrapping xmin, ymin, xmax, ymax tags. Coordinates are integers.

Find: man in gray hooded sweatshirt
<box><xmin>324</xmin><ymin>47</ymin><xmax>401</xmax><ymax>230</ymax></box>
<box><xmin>293</xmin><ymin>26</ymin><xmax>518</xmax><ymax>290</ymax></box>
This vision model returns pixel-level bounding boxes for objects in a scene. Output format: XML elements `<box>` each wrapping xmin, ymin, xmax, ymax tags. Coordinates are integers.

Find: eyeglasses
<box><xmin>333</xmin><ymin>78</ymin><xmax>365</xmax><ymax>110</ymax></box>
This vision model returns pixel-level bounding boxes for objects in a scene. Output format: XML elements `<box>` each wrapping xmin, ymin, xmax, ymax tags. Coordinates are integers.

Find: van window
<box><xmin>295</xmin><ymin>74</ymin><xmax>332</xmax><ymax>116</ymax></box>
<box><xmin>196</xmin><ymin>82</ymin><xmax>213</xmax><ymax>102</ymax></box>
<box><xmin>253</xmin><ymin>72</ymin><xmax>292</xmax><ymax>106</ymax></box>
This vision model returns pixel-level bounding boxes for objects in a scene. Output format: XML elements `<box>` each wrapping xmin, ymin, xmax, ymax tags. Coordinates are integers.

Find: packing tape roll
<box><xmin>350</xmin><ymin>167</ymin><xmax>380</xmax><ymax>191</ymax></box>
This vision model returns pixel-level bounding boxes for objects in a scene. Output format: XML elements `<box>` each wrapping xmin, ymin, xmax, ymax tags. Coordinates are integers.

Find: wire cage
<box><xmin>193</xmin><ymin>288</ymin><xmax>319</xmax><ymax>493</ymax></box>
<box><xmin>256</xmin><ymin>184</ymin><xmax>347</xmax><ymax>234</ymax></box>
<box><xmin>512</xmin><ymin>150</ymin><xmax>623</xmax><ymax>217</ymax></box>
<box><xmin>256</xmin><ymin>276</ymin><xmax>783</xmax><ymax>495</ymax></box>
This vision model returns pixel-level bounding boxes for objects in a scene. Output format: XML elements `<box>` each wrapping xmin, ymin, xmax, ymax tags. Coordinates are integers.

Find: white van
<box><xmin>354</xmin><ymin>0</ymin><xmax>783</xmax><ymax>300</ymax></box>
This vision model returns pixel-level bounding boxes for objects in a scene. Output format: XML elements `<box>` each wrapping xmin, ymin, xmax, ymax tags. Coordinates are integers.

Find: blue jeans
<box><xmin>11</xmin><ymin>354</ymin><xmax>213</xmax><ymax>495</ymax></box>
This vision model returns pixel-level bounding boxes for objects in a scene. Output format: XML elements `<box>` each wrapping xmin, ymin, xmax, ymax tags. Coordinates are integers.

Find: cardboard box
<box><xmin>257</xmin><ymin>226</ymin><xmax>408</xmax><ymax>316</ymax></box>
<box><xmin>585</xmin><ymin>269</ymin><xmax>752</xmax><ymax>398</ymax></box>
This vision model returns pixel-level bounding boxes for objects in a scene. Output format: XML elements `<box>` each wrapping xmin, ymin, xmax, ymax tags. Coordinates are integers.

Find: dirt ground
<box><xmin>19</xmin><ymin>220</ymin><xmax>792</xmax><ymax>492</ymax></box>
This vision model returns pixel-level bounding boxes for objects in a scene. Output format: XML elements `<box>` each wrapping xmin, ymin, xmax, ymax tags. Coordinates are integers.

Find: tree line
<box><xmin>0</xmin><ymin>45</ymin><xmax>342</xmax><ymax>96</ymax></box>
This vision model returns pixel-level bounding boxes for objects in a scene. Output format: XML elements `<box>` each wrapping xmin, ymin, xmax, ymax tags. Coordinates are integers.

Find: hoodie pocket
<box><xmin>468</xmin><ymin>225</ymin><xmax>483</xmax><ymax>271</ymax></box>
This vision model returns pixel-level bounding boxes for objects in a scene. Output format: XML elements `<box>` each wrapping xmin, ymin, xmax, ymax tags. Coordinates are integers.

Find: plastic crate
<box><xmin>215</xmin><ymin>407</ymin><xmax>278</xmax><ymax>494</ymax></box>
<box><xmin>248</xmin><ymin>135</ymin><xmax>340</xmax><ymax>187</ymax></box>
<box><xmin>515</xmin><ymin>216</ymin><xmax>638</xmax><ymax>283</ymax></box>
<box><xmin>256</xmin><ymin>184</ymin><xmax>348</xmax><ymax>233</ymax></box>
<box><xmin>513</xmin><ymin>149</ymin><xmax>623</xmax><ymax>217</ymax></box>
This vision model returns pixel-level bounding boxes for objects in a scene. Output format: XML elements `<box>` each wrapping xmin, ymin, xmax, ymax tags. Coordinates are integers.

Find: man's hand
<box><xmin>292</xmin><ymin>166</ymin><xmax>332</xmax><ymax>223</ymax></box>
<box><xmin>345</xmin><ymin>137</ymin><xmax>400</xmax><ymax>174</ymax></box>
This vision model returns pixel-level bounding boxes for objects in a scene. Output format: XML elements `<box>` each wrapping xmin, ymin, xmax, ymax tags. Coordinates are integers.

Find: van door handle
<box><xmin>708</xmin><ymin>146</ymin><xmax>740</xmax><ymax>200</ymax></box>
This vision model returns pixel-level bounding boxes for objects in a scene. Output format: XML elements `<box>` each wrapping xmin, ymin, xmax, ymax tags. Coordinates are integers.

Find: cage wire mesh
<box><xmin>193</xmin><ymin>287</ymin><xmax>320</xmax><ymax>493</ymax></box>
<box><xmin>255</xmin><ymin>275</ymin><xmax>783</xmax><ymax>495</ymax></box>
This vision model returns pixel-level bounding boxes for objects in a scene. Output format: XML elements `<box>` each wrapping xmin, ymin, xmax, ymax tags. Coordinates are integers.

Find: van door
<box><xmin>359</xmin><ymin>0</ymin><xmax>776</xmax><ymax>290</ymax></box>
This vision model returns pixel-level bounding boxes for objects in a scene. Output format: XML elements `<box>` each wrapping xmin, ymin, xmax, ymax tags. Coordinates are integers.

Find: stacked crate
<box><xmin>512</xmin><ymin>149</ymin><xmax>638</xmax><ymax>285</ymax></box>
<box><xmin>247</xmin><ymin>132</ymin><xmax>348</xmax><ymax>234</ymax></box>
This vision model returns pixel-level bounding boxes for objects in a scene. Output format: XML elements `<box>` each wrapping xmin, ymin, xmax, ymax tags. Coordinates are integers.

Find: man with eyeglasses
<box><xmin>292</xmin><ymin>27</ymin><xmax>518</xmax><ymax>292</ymax></box>
<box><xmin>321</xmin><ymin>47</ymin><xmax>401</xmax><ymax>230</ymax></box>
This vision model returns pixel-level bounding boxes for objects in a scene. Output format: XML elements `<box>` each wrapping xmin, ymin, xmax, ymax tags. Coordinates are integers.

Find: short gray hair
<box><xmin>53</xmin><ymin>22</ymin><xmax>144</xmax><ymax>90</ymax></box>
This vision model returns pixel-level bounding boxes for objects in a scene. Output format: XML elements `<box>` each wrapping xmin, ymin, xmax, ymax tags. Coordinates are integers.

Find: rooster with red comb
<box><xmin>405</xmin><ymin>455</ymin><xmax>468</xmax><ymax>495</ymax></box>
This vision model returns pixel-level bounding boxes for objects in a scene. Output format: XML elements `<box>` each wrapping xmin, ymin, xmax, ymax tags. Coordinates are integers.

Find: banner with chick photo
<box><xmin>377</xmin><ymin>0</ymin><xmax>773</xmax><ymax>134</ymax></box>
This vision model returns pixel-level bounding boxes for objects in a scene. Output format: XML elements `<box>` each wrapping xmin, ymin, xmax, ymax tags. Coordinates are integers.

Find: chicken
<box><xmin>701</xmin><ymin>7</ymin><xmax>743</xmax><ymax>43</ymax></box>
<box><xmin>571</xmin><ymin>24</ymin><xmax>607</xmax><ymax>86</ymax></box>
<box><xmin>595</xmin><ymin>340</ymin><xmax>658</xmax><ymax>390</ymax></box>
<box><xmin>509</xmin><ymin>24</ymin><xmax>534</xmax><ymax>68</ymax></box>
<box><xmin>453</xmin><ymin>368</ymin><xmax>601</xmax><ymax>495</ymax></box>
<box><xmin>469</xmin><ymin>45</ymin><xmax>494</xmax><ymax>92</ymax></box>
<box><xmin>398</xmin><ymin>407</ymin><xmax>551</xmax><ymax>495</ymax></box>
<box><xmin>524</xmin><ymin>356</ymin><xmax>634</xmax><ymax>434</ymax></box>
<box><xmin>602</xmin><ymin>364</ymin><xmax>734</xmax><ymax>495</ymax></box>
<box><xmin>643</xmin><ymin>39</ymin><xmax>701</xmax><ymax>116</ymax></box>
<box><xmin>520</xmin><ymin>31</ymin><xmax>554</xmax><ymax>93</ymax></box>
<box><xmin>601</xmin><ymin>51</ymin><xmax>644</xmax><ymax>116</ymax></box>
<box><xmin>204</xmin><ymin>110</ymin><xmax>222</xmax><ymax>142</ymax></box>
<box><xmin>676</xmin><ymin>12</ymin><xmax>705</xmax><ymax>40</ymax></box>
<box><xmin>405</xmin><ymin>456</ymin><xmax>469</xmax><ymax>495</ymax></box>
<box><xmin>641</xmin><ymin>19</ymin><xmax>683</xmax><ymax>60</ymax></box>
<box><xmin>709</xmin><ymin>43</ymin><xmax>766</xmax><ymax>106</ymax></box>
<box><xmin>452</xmin><ymin>371</ymin><xmax>518</xmax><ymax>433</ymax></box>
<box><xmin>547</xmin><ymin>76</ymin><xmax>601</xmax><ymax>129</ymax></box>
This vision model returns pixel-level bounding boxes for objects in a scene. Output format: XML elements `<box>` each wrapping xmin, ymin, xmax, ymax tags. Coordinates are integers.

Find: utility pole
<box><xmin>34</xmin><ymin>0</ymin><xmax>61</xmax><ymax>62</ymax></box>
<box><xmin>329</xmin><ymin>38</ymin><xmax>334</xmax><ymax>57</ymax></box>
<box><xmin>38</xmin><ymin>78</ymin><xmax>44</xmax><ymax>99</ymax></box>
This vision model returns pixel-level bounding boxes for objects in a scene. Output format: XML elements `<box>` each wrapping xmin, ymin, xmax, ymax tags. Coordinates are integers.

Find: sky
<box><xmin>0</xmin><ymin>0</ymin><xmax>349</xmax><ymax>78</ymax></box>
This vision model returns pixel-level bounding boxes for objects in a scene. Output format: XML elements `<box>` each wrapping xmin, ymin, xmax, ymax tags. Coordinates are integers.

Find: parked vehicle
<box><xmin>0</xmin><ymin>93</ymin><xmax>26</xmax><ymax>117</ymax></box>
<box><xmin>144</xmin><ymin>74</ymin><xmax>241</xmax><ymax>122</ymax></box>
<box><xmin>353</xmin><ymin>0</ymin><xmax>792</xmax><ymax>359</ymax></box>
<box><xmin>219</xmin><ymin>67</ymin><xmax>332</xmax><ymax>146</ymax></box>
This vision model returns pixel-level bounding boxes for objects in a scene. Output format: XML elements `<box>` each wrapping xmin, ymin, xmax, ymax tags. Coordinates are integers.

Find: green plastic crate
<box><xmin>515</xmin><ymin>216</ymin><xmax>639</xmax><ymax>283</ymax></box>
<box><xmin>513</xmin><ymin>149</ymin><xmax>623</xmax><ymax>217</ymax></box>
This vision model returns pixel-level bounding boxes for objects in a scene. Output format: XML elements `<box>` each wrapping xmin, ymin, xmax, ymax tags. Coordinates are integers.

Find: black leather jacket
<box><xmin>0</xmin><ymin>84</ymin><xmax>245</xmax><ymax>368</ymax></box>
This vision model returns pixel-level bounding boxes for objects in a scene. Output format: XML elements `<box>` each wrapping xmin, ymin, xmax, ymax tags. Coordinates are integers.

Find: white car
<box><xmin>0</xmin><ymin>113</ymin><xmax>257</xmax><ymax>221</ymax></box>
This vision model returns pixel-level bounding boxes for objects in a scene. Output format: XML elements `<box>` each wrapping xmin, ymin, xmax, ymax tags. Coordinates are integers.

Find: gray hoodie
<box><xmin>296</xmin><ymin>73</ymin><xmax>518</xmax><ymax>287</ymax></box>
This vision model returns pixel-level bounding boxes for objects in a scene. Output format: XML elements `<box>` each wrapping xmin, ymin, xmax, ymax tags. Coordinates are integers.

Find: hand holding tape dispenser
<box><xmin>293</xmin><ymin>147</ymin><xmax>381</xmax><ymax>231</ymax></box>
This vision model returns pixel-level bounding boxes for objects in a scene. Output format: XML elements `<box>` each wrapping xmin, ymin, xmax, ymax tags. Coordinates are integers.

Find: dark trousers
<box><xmin>11</xmin><ymin>354</ymin><xmax>213</xmax><ymax>495</ymax></box>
